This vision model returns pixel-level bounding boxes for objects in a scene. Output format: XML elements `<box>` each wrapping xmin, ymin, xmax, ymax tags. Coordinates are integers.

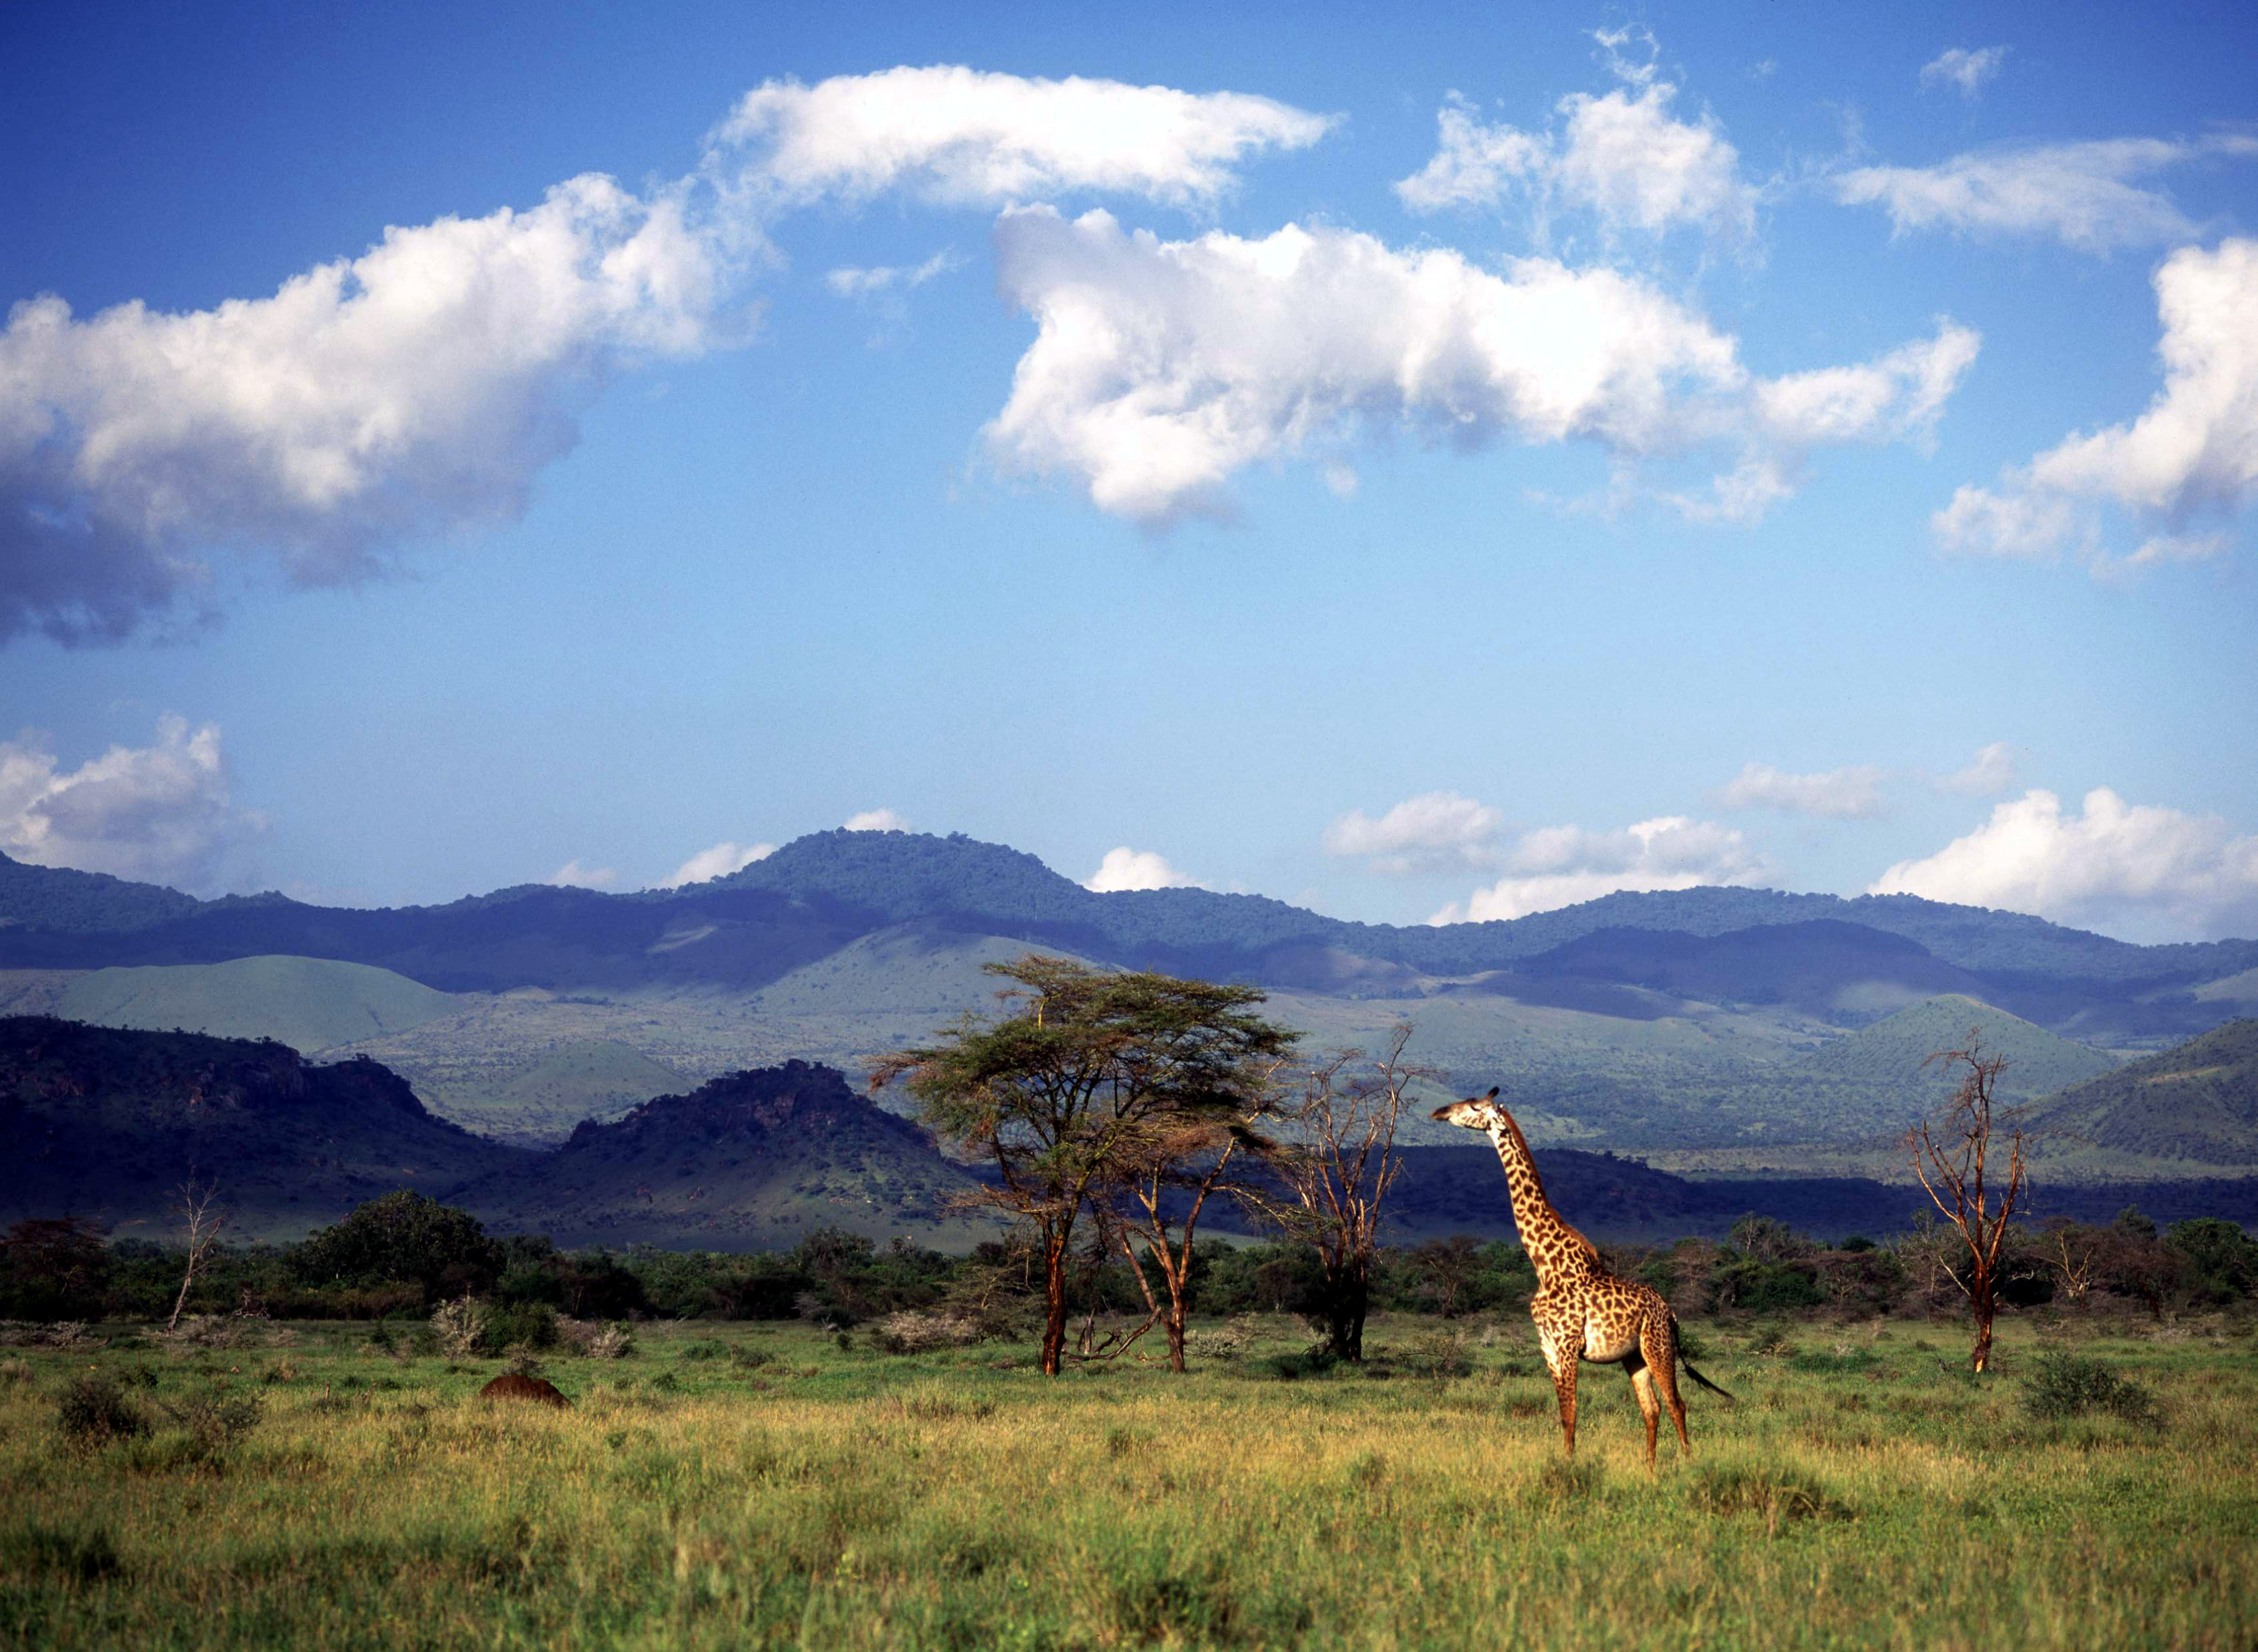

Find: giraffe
<box><xmin>1432</xmin><ymin>1087</ymin><xmax>1732</xmax><ymax>1464</ymax></box>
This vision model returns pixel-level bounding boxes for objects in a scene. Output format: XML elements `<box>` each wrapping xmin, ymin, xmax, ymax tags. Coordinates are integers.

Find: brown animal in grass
<box><xmin>477</xmin><ymin>1371</ymin><xmax>571</xmax><ymax>1408</ymax></box>
<box><xmin>1432</xmin><ymin>1087</ymin><xmax>1731</xmax><ymax>1463</ymax></box>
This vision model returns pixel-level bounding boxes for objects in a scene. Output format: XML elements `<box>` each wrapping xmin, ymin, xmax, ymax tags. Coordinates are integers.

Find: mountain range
<box><xmin>4</xmin><ymin>830</ymin><xmax>2257</xmax><ymax>1185</ymax></box>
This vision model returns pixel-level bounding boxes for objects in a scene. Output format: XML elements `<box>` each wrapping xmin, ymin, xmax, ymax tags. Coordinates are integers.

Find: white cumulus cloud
<box><xmin>1431</xmin><ymin>815</ymin><xmax>1773</xmax><ymax>923</ymax></box>
<box><xmin>1719</xmin><ymin>762</ymin><xmax>1888</xmax><ymax>819</ymax></box>
<box><xmin>1085</xmin><ymin>846</ymin><xmax>1203</xmax><ymax>892</ymax></box>
<box><xmin>1836</xmin><ymin>136</ymin><xmax>2258</xmax><ymax>254</ymax></box>
<box><xmin>1871</xmin><ymin>788</ymin><xmax>2258</xmax><ymax>942</ymax></box>
<box><xmin>1394</xmin><ymin>66</ymin><xmax>1758</xmax><ymax>245</ymax></box>
<box><xmin>0</xmin><ymin>715</ymin><xmax>259</xmax><ymax>891</ymax></box>
<box><xmin>709</xmin><ymin>66</ymin><xmax>1332</xmax><ymax>211</ymax></box>
<box><xmin>0</xmin><ymin>175</ymin><xmax>732</xmax><ymax>644</ymax></box>
<box><xmin>656</xmin><ymin>839</ymin><xmax>775</xmax><ymax>888</ymax></box>
<box><xmin>1323</xmin><ymin>791</ymin><xmax>1505</xmax><ymax>872</ymax></box>
<box><xmin>1937</xmin><ymin>742</ymin><xmax>2019</xmax><ymax>797</ymax></box>
<box><xmin>547</xmin><ymin>859</ymin><xmax>618</xmax><ymax>890</ymax></box>
<box><xmin>1934</xmin><ymin>238</ymin><xmax>2258</xmax><ymax>570</ymax></box>
<box><xmin>1919</xmin><ymin>47</ymin><xmax>2009</xmax><ymax>99</ymax></box>
<box><xmin>6</xmin><ymin>65</ymin><xmax>1335</xmax><ymax>646</ymax></box>
<box><xmin>843</xmin><ymin>808</ymin><xmax>911</xmax><ymax>833</ymax></box>
<box><xmin>986</xmin><ymin>205</ymin><xmax>1973</xmax><ymax>528</ymax></box>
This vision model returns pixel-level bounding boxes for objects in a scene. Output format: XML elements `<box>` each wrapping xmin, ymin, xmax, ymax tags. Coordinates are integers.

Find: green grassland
<box><xmin>4</xmin><ymin>1315</ymin><xmax>2253</xmax><ymax>1650</ymax></box>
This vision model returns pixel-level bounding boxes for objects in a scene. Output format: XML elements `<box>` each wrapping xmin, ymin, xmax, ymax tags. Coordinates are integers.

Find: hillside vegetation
<box><xmin>1788</xmin><ymin>994</ymin><xmax>2121</xmax><ymax>1100</ymax></box>
<box><xmin>2032</xmin><ymin>1019</ymin><xmax>2258</xmax><ymax>1163</ymax></box>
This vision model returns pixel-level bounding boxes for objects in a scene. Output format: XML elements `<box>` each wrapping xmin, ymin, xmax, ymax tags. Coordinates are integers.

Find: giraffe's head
<box><xmin>1431</xmin><ymin>1086</ymin><xmax>1507</xmax><ymax>1130</ymax></box>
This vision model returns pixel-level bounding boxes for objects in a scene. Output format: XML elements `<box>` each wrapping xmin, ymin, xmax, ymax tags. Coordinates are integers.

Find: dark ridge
<box><xmin>456</xmin><ymin>1061</ymin><xmax>983</xmax><ymax>1249</ymax></box>
<box><xmin>0</xmin><ymin>1016</ymin><xmax>527</xmax><ymax>1238</ymax></box>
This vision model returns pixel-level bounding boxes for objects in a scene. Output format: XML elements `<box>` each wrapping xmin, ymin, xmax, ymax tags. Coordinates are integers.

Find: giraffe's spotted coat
<box><xmin>1433</xmin><ymin>1087</ymin><xmax>1731</xmax><ymax>1463</ymax></box>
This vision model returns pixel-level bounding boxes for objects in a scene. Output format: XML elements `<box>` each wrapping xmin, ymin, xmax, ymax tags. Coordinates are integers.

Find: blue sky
<box><xmin>3</xmin><ymin>0</ymin><xmax>2254</xmax><ymax>943</ymax></box>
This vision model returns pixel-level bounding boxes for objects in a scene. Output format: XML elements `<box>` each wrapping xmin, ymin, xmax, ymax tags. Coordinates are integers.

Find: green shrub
<box><xmin>56</xmin><ymin>1375</ymin><xmax>148</xmax><ymax>1448</ymax></box>
<box><xmin>2023</xmin><ymin>1354</ymin><xmax>2158</xmax><ymax>1424</ymax></box>
<box><xmin>429</xmin><ymin>1296</ymin><xmax>488</xmax><ymax>1358</ymax></box>
<box><xmin>1</xmin><ymin>1522</ymin><xmax>122</xmax><ymax>1583</ymax></box>
<box><xmin>157</xmin><ymin>1387</ymin><xmax>264</xmax><ymax>1462</ymax></box>
<box><xmin>1399</xmin><ymin>1327</ymin><xmax>1473</xmax><ymax>1380</ymax></box>
<box><xmin>1788</xmin><ymin>1348</ymin><xmax>1877</xmax><ymax>1375</ymax></box>
<box><xmin>484</xmin><ymin>1302</ymin><xmax>558</xmax><ymax>1352</ymax></box>
<box><xmin>1688</xmin><ymin>1464</ymin><xmax>1848</xmax><ymax>1523</ymax></box>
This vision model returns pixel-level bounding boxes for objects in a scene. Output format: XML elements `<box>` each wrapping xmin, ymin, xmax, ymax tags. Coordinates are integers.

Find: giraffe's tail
<box><xmin>1671</xmin><ymin>1314</ymin><xmax>1737</xmax><ymax>1404</ymax></box>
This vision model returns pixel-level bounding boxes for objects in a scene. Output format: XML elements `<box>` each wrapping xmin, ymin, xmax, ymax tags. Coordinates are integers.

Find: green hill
<box><xmin>0</xmin><ymin>1017</ymin><xmax>527</xmax><ymax>1240</ymax></box>
<box><xmin>456</xmin><ymin>1061</ymin><xmax>992</xmax><ymax>1249</ymax></box>
<box><xmin>487</xmin><ymin>1041</ymin><xmax>688</xmax><ymax>1139</ymax></box>
<box><xmin>2030</xmin><ymin>1020</ymin><xmax>2258</xmax><ymax>1164</ymax></box>
<box><xmin>56</xmin><ymin>955</ymin><xmax>463</xmax><ymax>1053</ymax></box>
<box><xmin>1790</xmin><ymin>994</ymin><xmax>2120</xmax><ymax>1105</ymax></box>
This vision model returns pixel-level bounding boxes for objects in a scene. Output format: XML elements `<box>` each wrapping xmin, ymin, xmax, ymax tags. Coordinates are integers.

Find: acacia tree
<box><xmin>1104</xmin><ymin>1061</ymin><xmax>1286</xmax><ymax>1372</ymax></box>
<box><xmin>872</xmin><ymin>957</ymin><xmax>1295</xmax><ymax>1376</ymax></box>
<box><xmin>1248</xmin><ymin>1025</ymin><xmax>1425</xmax><ymax>1361</ymax></box>
<box><xmin>1907</xmin><ymin>1035</ymin><xmax>2030</xmax><ymax>1373</ymax></box>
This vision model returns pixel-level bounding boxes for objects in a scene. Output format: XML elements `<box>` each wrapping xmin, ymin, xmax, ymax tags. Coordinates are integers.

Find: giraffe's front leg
<box><xmin>1536</xmin><ymin>1320</ymin><xmax>1579</xmax><ymax>1457</ymax></box>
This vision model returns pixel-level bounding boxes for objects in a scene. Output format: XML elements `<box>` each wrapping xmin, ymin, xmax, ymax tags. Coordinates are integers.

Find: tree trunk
<box><xmin>1164</xmin><ymin>1261</ymin><xmax>1189</xmax><ymax>1373</ymax></box>
<box><xmin>1324</xmin><ymin>1267</ymin><xmax>1367</xmax><ymax>1362</ymax></box>
<box><xmin>1040</xmin><ymin>1234</ymin><xmax>1070</xmax><ymax>1376</ymax></box>
<box><xmin>1970</xmin><ymin>1277</ymin><xmax>1995</xmax><ymax>1373</ymax></box>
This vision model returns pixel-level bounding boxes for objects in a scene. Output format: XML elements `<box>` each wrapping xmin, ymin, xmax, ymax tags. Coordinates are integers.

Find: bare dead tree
<box><xmin>1907</xmin><ymin>1034</ymin><xmax>2029</xmax><ymax>1373</ymax></box>
<box><xmin>2039</xmin><ymin>1216</ymin><xmax>2107</xmax><ymax>1303</ymax></box>
<box><xmin>1245</xmin><ymin>1024</ymin><xmax>1426</xmax><ymax>1361</ymax></box>
<box><xmin>167</xmin><ymin>1177</ymin><xmax>228</xmax><ymax>1333</ymax></box>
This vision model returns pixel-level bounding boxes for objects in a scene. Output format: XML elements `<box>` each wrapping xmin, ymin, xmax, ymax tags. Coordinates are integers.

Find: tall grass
<box><xmin>2</xmin><ymin>1316</ymin><xmax>2252</xmax><ymax>1648</ymax></box>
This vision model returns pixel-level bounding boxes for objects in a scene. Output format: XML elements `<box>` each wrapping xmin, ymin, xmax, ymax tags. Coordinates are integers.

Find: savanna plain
<box><xmin>4</xmin><ymin>1314</ymin><xmax>2253</xmax><ymax>1651</ymax></box>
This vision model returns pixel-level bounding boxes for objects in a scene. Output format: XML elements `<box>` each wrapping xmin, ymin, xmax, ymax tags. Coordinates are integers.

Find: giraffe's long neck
<box><xmin>1488</xmin><ymin>1122</ymin><xmax>1596</xmax><ymax>1290</ymax></box>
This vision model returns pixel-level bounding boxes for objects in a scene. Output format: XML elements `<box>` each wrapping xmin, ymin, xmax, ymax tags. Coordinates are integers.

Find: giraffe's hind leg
<box><xmin>1643</xmin><ymin>1316</ymin><xmax>1691</xmax><ymax>1456</ymax></box>
<box><xmin>1627</xmin><ymin>1355</ymin><xmax>1661</xmax><ymax>1466</ymax></box>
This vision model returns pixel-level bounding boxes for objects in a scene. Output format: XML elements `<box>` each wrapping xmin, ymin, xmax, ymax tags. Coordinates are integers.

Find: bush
<box><xmin>1398</xmin><ymin>1326</ymin><xmax>1473</xmax><ymax>1380</ymax></box>
<box><xmin>155</xmin><ymin>1314</ymin><xmax>242</xmax><ymax>1351</ymax></box>
<box><xmin>296</xmin><ymin>1192</ymin><xmax>501</xmax><ymax>1302</ymax></box>
<box><xmin>556</xmin><ymin>1317</ymin><xmax>635</xmax><ymax>1358</ymax></box>
<box><xmin>1</xmin><ymin>1523</ymin><xmax>122</xmax><ymax>1583</ymax></box>
<box><xmin>484</xmin><ymin>1302</ymin><xmax>559</xmax><ymax>1353</ymax></box>
<box><xmin>430</xmin><ymin>1296</ymin><xmax>489</xmax><ymax>1359</ymax></box>
<box><xmin>1688</xmin><ymin>1464</ymin><xmax>1849</xmax><ymax>1524</ymax></box>
<box><xmin>56</xmin><ymin>1375</ymin><xmax>148</xmax><ymax>1448</ymax></box>
<box><xmin>871</xmin><ymin>1310</ymin><xmax>985</xmax><ymax>1354</ymax></box>
<box><xmin>2023</xmin><ymin>1354</ymin><xmax>2159</xmax><ymax>1424</ymax></box>
<box><xmin>1187</xmin><ymin>1315</ymin><xmax>1257</xmax><ymax>1362</ymax></box>
<box><xmin>158</xmin><ymin>1387</ymin><xmax>264</xmax><ymax>1461</ymax></box>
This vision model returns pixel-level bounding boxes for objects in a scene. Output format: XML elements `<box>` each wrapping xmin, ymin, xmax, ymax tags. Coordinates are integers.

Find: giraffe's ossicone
<box><xmin>1432</xmin><ymin>1087</ymin><xmax>1735</xmax><ymax>1463</ymax></box>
